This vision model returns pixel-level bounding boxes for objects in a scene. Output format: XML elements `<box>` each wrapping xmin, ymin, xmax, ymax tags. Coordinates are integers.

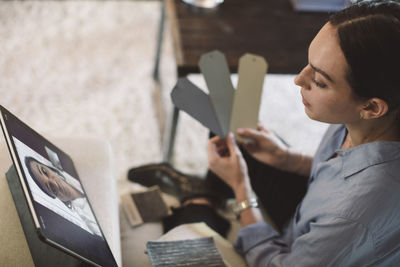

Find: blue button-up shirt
<box><xmin>235</xmin><ymin>124</ymin><xmax>400</xmax><ymax>266</ymax></box>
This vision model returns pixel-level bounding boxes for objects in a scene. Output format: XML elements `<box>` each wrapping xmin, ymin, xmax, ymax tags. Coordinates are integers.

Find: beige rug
<box><xmin>0</xmin><ymin>1</ymin><xmax>171</xmax><ymax>181</ymax></box>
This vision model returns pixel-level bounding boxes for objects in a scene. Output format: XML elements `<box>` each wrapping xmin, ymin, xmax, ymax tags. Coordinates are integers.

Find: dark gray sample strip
<box><xmin>171</xmin><ymin>78</ymin><xmax>224</xmax><ymax>137</ymax></box>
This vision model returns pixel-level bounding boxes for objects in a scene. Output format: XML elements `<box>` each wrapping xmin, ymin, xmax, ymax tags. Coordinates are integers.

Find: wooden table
<box><xmin>158</xmin><ymin>0</ymin><xmax>330</xmax><ymax>162</ymax></box>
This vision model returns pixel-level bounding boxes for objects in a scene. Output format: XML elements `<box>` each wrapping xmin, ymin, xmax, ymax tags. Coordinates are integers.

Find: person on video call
<box><xmin>129</xmin><ymin>0</ymin><xmax>400</xmax><ymax>265</ymax></box>
<box><xmin>25</xmin><ymin>156</ymin><xmax>101</xmax><ymax>236</ymax></box>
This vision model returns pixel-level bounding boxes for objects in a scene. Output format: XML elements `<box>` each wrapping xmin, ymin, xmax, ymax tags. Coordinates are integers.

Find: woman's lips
<box><xmin>301</xmin><ymin>93</ymin><xmax>311</xmax><ymax>107</ymax></box>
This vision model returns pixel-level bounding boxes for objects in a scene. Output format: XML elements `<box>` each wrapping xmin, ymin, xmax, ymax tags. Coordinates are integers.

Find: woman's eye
<box><xmin>312</xmin><ymin>78</ymin><xmax>327</xmax><ymax>88</ymax></box>
<box><xmin>41</xmin><ymin>167</ymin><xmax>48</xmax><ymax>177</ymax></box>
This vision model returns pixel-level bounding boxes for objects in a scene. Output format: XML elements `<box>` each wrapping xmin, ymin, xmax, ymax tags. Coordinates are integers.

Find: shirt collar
<box><xmin>336</xmin><ymin>141</ymin><xmax>400</xmax><ymax>179</ymax></box>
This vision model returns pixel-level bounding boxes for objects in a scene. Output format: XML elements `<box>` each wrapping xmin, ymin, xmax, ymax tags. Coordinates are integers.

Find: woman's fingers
<box><xmin>237</xmin><ymin>128</ymin><xmax>264</xmax><ymax>144</ymax></box>
<box><xmin>226</xmin><ymin>133</ymin><xmax>238</xmax><ymax>154</ymax></box>
<box><xmin>257</xmin><ymin>124</ymin><xmax>269</xmax><ymax>132</ymax></box>
<box><xmin>208</xmin><ymin>136</ymin><xmax>228</xmax><ymax>156</ymax></box>
<box><xmin>207</xmin><ymin>136</ymin><xmax>220</xmax><ymax>162</ymax></box>
<box><xmin>242</xmin><ymin>141</ymin><xmax>257</xmax><ymax>152</ymax></box>
<box><xmin>227</xmin><ymin>133</ymin><xmax>246</xmax><ymax>161</ymax></box>
<box><xmin>208</xmin><ymin>133</ymin><xmax>238</xmax><ymax>161</ymax></box>
<box><xmin>209</xmin><ymin>135</ymin><xmax>221</xmax><ymax>144</ymax></box>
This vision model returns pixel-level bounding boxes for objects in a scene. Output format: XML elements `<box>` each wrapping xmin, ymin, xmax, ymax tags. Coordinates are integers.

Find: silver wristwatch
<box><xmin>232</xmin><ymin>198</ymin><xmax>259</xmax><ymax>218</ymax></box>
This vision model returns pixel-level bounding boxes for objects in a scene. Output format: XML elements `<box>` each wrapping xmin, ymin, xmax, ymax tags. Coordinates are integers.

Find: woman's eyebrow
<box><xmin>310</xmin><ymin>63</ymin><xmax>334</xmax><ymax>83</ymax></box>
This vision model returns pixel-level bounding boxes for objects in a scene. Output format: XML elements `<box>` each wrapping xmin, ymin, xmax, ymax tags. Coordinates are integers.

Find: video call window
<box><xmin>14</xmin><ymin>136</ymin><xmax>102</xmax><ymax>237</ymax></box>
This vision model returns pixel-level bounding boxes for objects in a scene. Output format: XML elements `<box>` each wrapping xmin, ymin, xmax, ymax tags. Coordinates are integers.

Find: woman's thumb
<box><xmin>227</xmin><ymin>132</ymin><xmax>239</xmax><ymax>154</ymax></box>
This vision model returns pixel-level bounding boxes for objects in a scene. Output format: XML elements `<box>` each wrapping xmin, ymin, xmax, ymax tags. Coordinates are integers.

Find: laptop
<box><xmin>0</xmin><ymin>106</ymin><xmax>118</xmax><ymax>267</ymax></box>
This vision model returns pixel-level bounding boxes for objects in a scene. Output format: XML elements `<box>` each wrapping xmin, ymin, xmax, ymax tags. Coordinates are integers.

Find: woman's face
<box><xmin>29</xmin><ymin>160</ymin><xmax>78</xmax><ymax>202</ymax></box>
<box><xmin>294</xmin><ymin>23</ymin><xmax>364</xmax><ymax>124</ymax></box>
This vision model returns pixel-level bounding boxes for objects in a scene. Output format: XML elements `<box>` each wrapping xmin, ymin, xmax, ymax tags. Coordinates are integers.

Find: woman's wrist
<box><xmin>233</xmin><ymin>181</ymin><xmax>262</xmax><ymax>226</ymax></box>
<box><xmin>233</xmin><ymin>177</ymin><xmax>255</xmax><ymax>203</ymax></box>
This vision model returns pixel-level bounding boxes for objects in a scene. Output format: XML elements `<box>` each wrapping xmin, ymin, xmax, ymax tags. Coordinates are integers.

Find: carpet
<box><xmin>0</xmin><ymin>1</ymin><xmax>169</xmax><ymax>181</ymax></box>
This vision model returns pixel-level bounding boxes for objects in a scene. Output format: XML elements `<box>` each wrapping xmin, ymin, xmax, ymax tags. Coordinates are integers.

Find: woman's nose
<box><xmin>48</xmin><ymin>177</ymin><xmax>58</xmax><ymax>192</ymax></box>
<box><xmin>295</xmin><ymin>65</ymin><xmax>311</xmax><ymax>89</ymax></box>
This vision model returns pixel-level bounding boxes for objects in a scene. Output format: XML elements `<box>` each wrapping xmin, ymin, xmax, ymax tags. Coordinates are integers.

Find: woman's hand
<box><xmin>237</xmin><ymin>125</ymin><xmax>289</xmax><ymax>170</ymax></box>
<box><xmin>238</xmin><ymin>125</ymin><xmax>313</xmax><ymax>176</ymax></box>
<box><xmin>207</xmin><ymin>133</ymin><xmax>249</xmax><ymax>193</ymax></box>
<box><xmin>208</xmin><ymin>133</ymin><xmax>263</xmax><ymax>226</ymax></box>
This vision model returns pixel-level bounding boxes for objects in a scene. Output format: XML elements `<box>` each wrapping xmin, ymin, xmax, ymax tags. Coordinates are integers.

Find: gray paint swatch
<box><xmin>199</xmin><ymin>51</ymin><xmax>234</xmax><ymax>136</ymax></box>
<box><xmin>171</xmin><ymin>78</ymin><xmax>224</xmax><ymax>136</ymax></box>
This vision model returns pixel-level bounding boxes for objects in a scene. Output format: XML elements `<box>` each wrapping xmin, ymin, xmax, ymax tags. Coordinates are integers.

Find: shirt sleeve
<box><xmin>234</xmin><ymin>217</ymin><xmax>375</xmax><ymax>266</ymax></box>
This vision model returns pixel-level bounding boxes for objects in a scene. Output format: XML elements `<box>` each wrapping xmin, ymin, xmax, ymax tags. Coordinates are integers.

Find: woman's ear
<box><xmin>360</xmin><ymin>98</ymin><xmax>389</xmax><ymax>120</ymax></box>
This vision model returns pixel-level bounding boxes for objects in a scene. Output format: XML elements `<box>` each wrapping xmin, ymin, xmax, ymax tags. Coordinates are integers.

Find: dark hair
<box><xmin>329</xmin><ymin>0</ymin><xmax>400</xmax><ymax>117</ymax></box>
<box><xmin>24</xmin><ymin>156</ymin><xmax>72</xmax><ymax>208</ymax></box>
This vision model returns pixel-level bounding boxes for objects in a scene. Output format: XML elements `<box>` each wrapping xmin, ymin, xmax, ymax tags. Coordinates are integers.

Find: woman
<box><xmin>208</xmin><ymin>0</ymin><xmax>400</xmax><ymax>265</ymax></box>
<box><xmin>130</xmin><ymin>0</ymin><xmax>400</xmax><ymax>265</ymax></box>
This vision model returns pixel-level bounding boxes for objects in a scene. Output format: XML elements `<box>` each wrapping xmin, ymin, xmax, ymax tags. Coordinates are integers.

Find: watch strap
<box><xmin>233</xmin><ymin>198</ymin><xmax>258</xmax><ymax>218</ymax></box>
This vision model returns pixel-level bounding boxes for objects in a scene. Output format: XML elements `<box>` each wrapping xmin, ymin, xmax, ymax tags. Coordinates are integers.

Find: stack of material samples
<box><xmin>147</xmin><ymin>237</ymin><xmax>225</xmax><ymax>267</ymax></box>
<box><xmin>146</xmin><ymin>223</ymin><xmax>247</xmax><ymax>267</ymax></box>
